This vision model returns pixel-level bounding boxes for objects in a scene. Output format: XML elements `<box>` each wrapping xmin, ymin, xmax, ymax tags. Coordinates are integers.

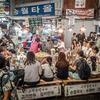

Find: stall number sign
<box><xmin>14</xmin><ymin>3</ymin><xmax>55</xmax><ymax>16</ymax></box>
<box><xmin>17</xmin><ymin>85</ymin><xmax>61</xmax><ymax>100</ymax></box>
<box><xmin>65</xmin><ymin>82</ymin><xmax>100</xmax><ymax>96</ymax></box>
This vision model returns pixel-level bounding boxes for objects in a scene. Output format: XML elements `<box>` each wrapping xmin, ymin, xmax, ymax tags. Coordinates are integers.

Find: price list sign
<box><xmin>29</xmin><ymin>17</ymin><xmax>42</xmax><ymax>26</ymax></box>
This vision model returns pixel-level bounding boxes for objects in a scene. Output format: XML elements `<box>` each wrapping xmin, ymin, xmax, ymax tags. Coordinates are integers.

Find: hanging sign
<box><xmin>14</xmin><ymin>3</ymin><xmax>55</xmax><ymax>16</ymax></box>
<box><xmin>29</xmin><ymin>17</ymin><xmax>42</xmax><ymax>26</ymax></box>
<box><xmin>66</xmin><ymin>9</ymin><xmax>94</xmax><ymax>19</ymax></box>
<box><xmin>75</xmin><ymin>0</ymin><xmax>86</xmax><ymax>8</ymax></box>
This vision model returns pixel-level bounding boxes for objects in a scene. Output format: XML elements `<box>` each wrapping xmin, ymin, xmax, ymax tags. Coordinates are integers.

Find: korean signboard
<box><xmin>66</xmin><ymin>9</ymin><xmax>94</xmax><ymax>19</ymax></box>
<box><xmin>17</xmin><ymin>85</ymin><xmax>61</xmax><ymax>100</ymax></box>
<box><xmin>14</xmin><ymin>3</ymin><xmax>55</xmax><ymax>16</ymax></box>
<box><xmin>65</xmin><ymin>82</ymin><xmax>100</xmax><ymax>96</ymax></box>
<box><xmin>29</xmin><ymin>17</ymin><xmax>42</xmax><ymax>26</ymax></box>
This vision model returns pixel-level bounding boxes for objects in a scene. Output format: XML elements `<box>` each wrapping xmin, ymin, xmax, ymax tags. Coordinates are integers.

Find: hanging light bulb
<box><xmin>58</xmin><ymin>27</ymin><xmax>64</xmax><ymax>33</ymax></box>
<box><xmin>80</xmin><ymin>25</ymin><xmax>86</xmax><ymax>32</ymax></box>
<box><xmin>68</xmin><ymin>28</ymin><xmax>73</xmax><ymax>32</ymax></box>
<box><xmin>23</xmin><ymin>29</ymin><xmax>28</xmax><ymax>33</ymax></box>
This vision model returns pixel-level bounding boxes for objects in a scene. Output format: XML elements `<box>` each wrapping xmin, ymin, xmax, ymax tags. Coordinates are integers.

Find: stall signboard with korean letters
<box><xmin>17</xmin><ymin>85</ymin><xmax>61</xmax><ymax>100</ymax></box>
<box><xmin>65</xmin><ymin>82</ymin><xmax>100</xmax><ymax>96</ymax></box>
<box><xmin>14</xmin><ymin>3</ymin><xmax>55</xmax><ymax>16</ymax></box>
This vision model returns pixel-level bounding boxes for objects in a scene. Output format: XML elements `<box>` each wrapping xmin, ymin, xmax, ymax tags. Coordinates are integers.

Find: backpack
<box><xmin>0</xmin><ymin>72</ymin><xmax>10</xmax><ymax>93</ymax></box>
<box><xmin>76</xmin><ymin>58</ymin><xmax>91</xmax><ymax>80</ymax></box>
<box><xmin>0</xmin><ymin>69</ymin><xmax>21</xmax><ymax>100</ymax></box>
<box><xmin>0</xmin><ymin>75</ymin><xmax>19</xmax><ymax>100</ymax></box>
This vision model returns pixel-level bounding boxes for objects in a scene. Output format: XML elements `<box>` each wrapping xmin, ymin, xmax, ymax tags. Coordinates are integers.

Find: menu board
<box><xmin>29</xmin><ymin>17</ymin><xmax>42</xmax><ymax>26</ymax></box>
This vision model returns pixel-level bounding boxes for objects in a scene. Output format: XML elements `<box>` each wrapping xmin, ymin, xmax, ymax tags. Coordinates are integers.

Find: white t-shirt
<box><xmin>85</xmin><ymin>48</ymin><xmax>92</xmax><ymax>57</ymax></box>
<box><xmin>58</xmin><ymin>41</ymin><xmax>65</xmax><ymax>49</ymax></box>
<box><xmin>42</xmin><ymin>63</ymin><xmax>54</xmax><ymax>78</ymax></box>
<box><xmin>82</xmin><ymin>46</ymin><xmax>87</xmax><ymax>55</ymax></box>
<box><xmin>24</xmin><ymin>61</ymin><xmax>42</xmax><ymax>82</ymax></box>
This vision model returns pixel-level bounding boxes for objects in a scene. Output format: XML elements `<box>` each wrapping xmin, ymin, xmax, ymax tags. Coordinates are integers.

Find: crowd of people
<box><xmin>0</xmin><ymin>28</ymin><xmax>100</xmax><ymax>99</ymax></box>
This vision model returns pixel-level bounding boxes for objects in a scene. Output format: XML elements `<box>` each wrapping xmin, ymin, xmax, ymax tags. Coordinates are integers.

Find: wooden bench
<box><xmin>89</xmin><ymin>77</ymin><xmax>100</xmax><ymax>82</ymax></box>
<box><xmin>63</xmin><ymin>79</ymin><xmax>87</xmax><ymax>85</ymax></box>
<box><xmin>37</xmin><ymin>79</ymin><xmax>62</xmax><ymax>86</ymax></box>
<box><xmin>16</xmin><ymin>78</ymin><xmax>100</xmax><ymax>99</ymax></box>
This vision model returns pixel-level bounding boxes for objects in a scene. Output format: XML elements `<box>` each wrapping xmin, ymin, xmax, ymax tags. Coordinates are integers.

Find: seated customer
<box><xmin>69</xmin><ymin>50</ymin><xmax>91</xmax><ymax>80</ymax></box>
<box><xmin>24</xmin><ymin>51</ymin><xmax>42</xmax><ymax>86</ymax></box>
<box><xmin>41</xmin><ymin>56</ymin><xmax>54</xmax><ymax>81</ymax></box>
<box><xmin>55</xmin><ymin>52</ymin><xmax>69</xmax><ymax>80</ymax></box>
<box><xmin>89</xmin><ymin>46</ymin><xmax>99</xmax><ymax>71</ymax></box>
<box><xmin>0</xmin><ymin>47</ymin><xmax>11</xmax><ymax>68</ymax></box>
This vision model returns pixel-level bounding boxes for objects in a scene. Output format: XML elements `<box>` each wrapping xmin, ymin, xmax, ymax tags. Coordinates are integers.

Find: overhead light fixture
<box><xmin>80</xmin><ymin>25</ymin><xmax>86</xmax><ymax>32</ymax></box>
<box><xmin>14</xmin><ymin>26</ymin><xmax>20</xmax><ymax>31</ymax></box>
<box><xmin>68</xmin><ymin>28</ymin><xmax>73</xmax><ymax>32</ymax></box>
<box><xmin>22</xmin><ymin>29</ymin><xmax>28</xmax><ymax>33</ymax></box>
<box><xmin>58</xmin><ymin>27</ymin><xmax>64</xmax><ymax>33</ymax></box>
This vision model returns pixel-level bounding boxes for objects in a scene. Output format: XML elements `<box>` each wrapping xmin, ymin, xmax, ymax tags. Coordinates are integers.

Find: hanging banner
<box><xmin>66</xmin><ymin>9</ymin><xmax>94</xmax><ymax>19</ymax></box>
<box><xmin>75</xmin><ymin>0</ymin><xmax>86</xmax><ymax>8</ymax></box>
<box><xmin>14</xmin><ymin>3</ymin><xmax>55</xmax><ymax>16</ymax></box>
